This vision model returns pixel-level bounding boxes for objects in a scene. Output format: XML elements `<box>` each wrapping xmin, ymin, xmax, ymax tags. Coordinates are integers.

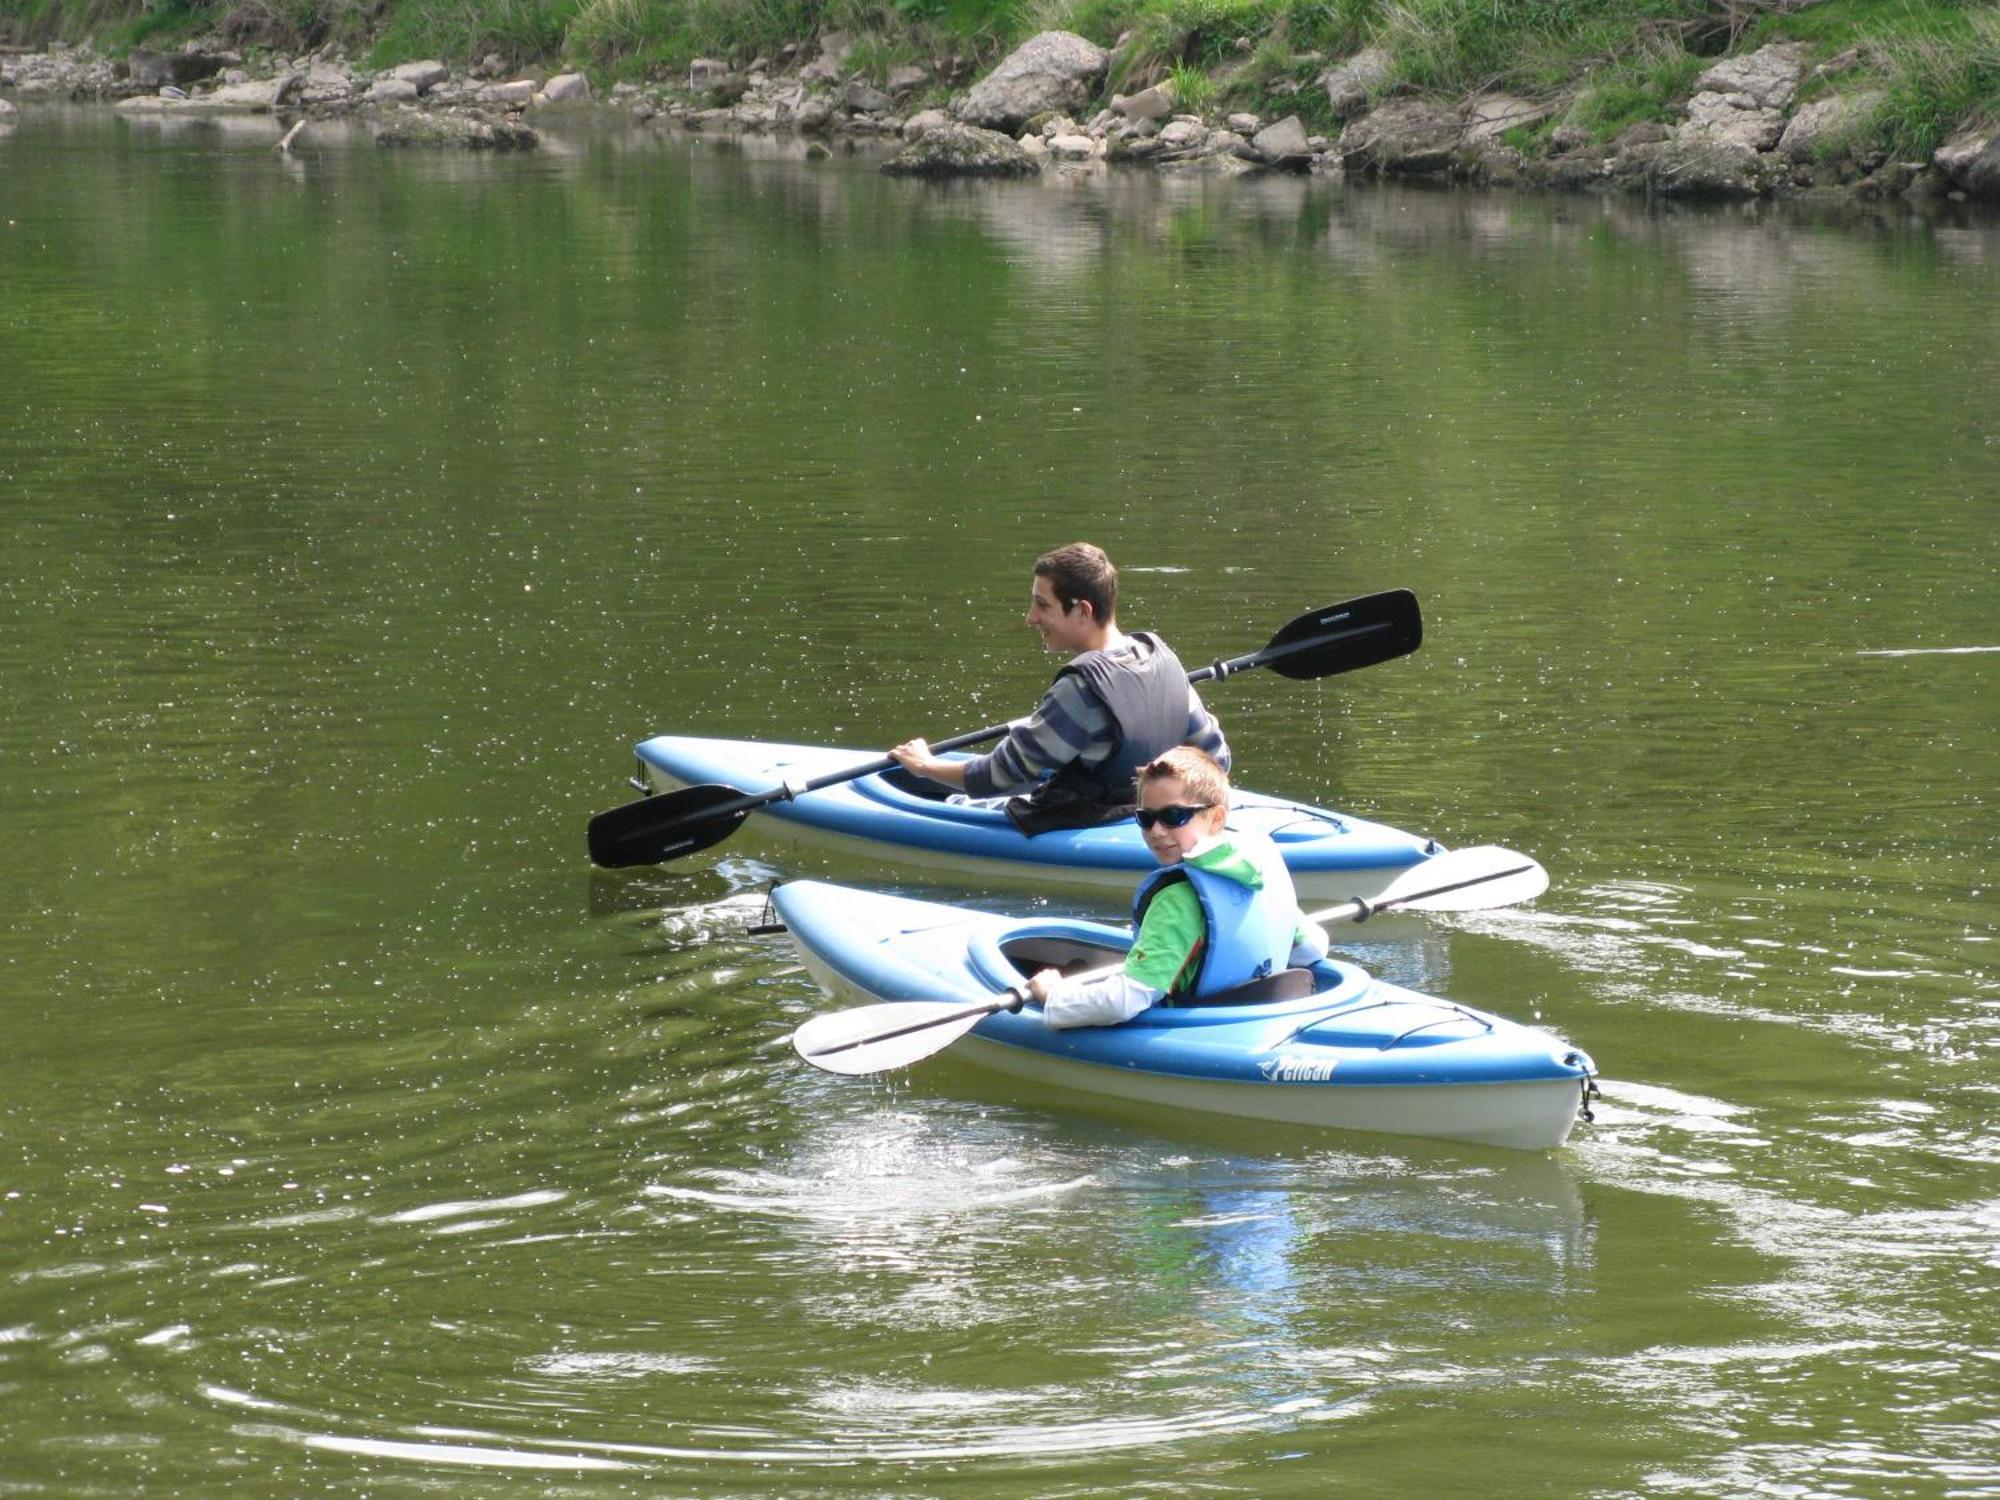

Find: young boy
<box><xmin>1026</xmin><ymin>746</ymin><xmax>1329</xmax><ymax>1028</ymax></box>
<box><xmin>889</xmin><ymin>543</ymin><xmax>1230</xmax><ymax>834</ymax></box>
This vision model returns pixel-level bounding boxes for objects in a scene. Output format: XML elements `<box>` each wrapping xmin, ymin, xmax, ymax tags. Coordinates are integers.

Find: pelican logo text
<box><xmin>1260</xmin><ymin>1054</ymin><xmax>1337</xmax><ymax>1082</ymax></box>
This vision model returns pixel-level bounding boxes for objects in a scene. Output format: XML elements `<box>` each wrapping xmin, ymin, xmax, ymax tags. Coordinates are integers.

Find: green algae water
<box><xmin>1</xmin><ymin>105</ymin><xmax>1995</xmax><ymax>1496</ymax></box>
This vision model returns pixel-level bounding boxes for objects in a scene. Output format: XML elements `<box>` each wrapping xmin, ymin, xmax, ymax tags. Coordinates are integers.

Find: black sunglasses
<box><xmin>1134</xmin><ymin>803</ymin><xmax>1213</xmax><ymax>831</ymax></box>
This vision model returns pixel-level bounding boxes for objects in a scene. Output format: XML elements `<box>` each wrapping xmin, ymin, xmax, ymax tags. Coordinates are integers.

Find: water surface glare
<box><xmin>0</xmin><ymin>107</ymin><xmax>1995</xmax><ymax>1496</ymax></box>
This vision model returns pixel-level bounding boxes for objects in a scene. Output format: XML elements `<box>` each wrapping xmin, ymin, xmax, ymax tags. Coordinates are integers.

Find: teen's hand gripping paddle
<box><xmin>789</xmin><ymin>844</ymin><xmax>1546</xmax><ymax>1076</ymax></box>
<box><xmin>586</xmin><ymin>589</ymin><xmax>1422</xmax><ymax>868</ymax></box>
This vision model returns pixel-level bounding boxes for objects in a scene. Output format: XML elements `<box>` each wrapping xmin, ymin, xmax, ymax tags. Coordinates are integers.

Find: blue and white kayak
<box><xmin>774</xmin><ymin>880</ymin><xmax>1597</xmax><ymax>1151</ymax></box>
<box><xmin>634</xmin><ymin>735</ymin><xmax>1444</xmax><ymax>900</ymax></box>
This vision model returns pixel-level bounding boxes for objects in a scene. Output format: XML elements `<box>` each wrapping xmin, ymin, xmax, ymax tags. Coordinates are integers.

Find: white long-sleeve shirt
<box><xmin>1040</xmin><ymin>919</ymin><xmax>1330</xmax><ymax>1029</ymax></box>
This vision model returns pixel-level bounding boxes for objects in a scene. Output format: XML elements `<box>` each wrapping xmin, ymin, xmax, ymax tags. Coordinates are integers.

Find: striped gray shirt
<box><xmin>960</xmin><ymin>638</ymin><xmax>1231</xmax><ymax>799</ymax></box>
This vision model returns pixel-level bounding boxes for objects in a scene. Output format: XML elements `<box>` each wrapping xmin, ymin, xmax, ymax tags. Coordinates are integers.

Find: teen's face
<box><xmin>1138</xmin><ymin>775</ymin><xmax>1221</xmax><ymax>864</ymax></box>
<box><xmin>1026</xmin><ymin>575</ymin><xmax>1092</xmax><ymax>653</ymax></box>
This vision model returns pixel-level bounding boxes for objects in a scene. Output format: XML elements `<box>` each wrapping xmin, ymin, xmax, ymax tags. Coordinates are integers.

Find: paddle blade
<box><xmin>1371</xmin><ymin>845</ymin><xmax>1548</xmax><ymax>914</ymax></box>
<box><xmin>586</xmin><ymin>783</ymin><xmax>752</xmax><ymax>868</ymax></box>
<box><xmin>1258</xmin><ymin>590</ymin><xmax>1422</xmax><ymax>681</ymax></box>
<box><xmin>792</xmin><ymin>999</ymin><xmax>1004</xmax><ymax>1076</ymax></box>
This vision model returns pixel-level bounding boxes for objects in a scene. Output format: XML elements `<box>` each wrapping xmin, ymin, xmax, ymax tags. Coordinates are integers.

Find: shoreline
<box><xmin>4</xmin><ymin>33</ymin><xmax>1996</xmax><ymax>211</ymax></box>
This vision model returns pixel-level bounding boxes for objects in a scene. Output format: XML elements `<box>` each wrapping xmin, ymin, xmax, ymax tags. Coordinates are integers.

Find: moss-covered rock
<box><xmin>371</xmin><ymin>106</ymin><xmax>537</xmax><ymax>149</ymax></box>
<box><xmin>880</xmin><ymin>121</ymin><xmax>1041</xmax><ymax>177</ymax></box>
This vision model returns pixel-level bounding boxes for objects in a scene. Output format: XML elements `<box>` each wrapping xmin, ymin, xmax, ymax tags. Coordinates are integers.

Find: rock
<box><xmin>886</xmin><ymin>64</ymin><xmax>930</xmax><ymax>96</ymax></box>
<box><xmin>1158</xmin><ymin>150</ymin><xmax>1253</xmax><ymax>177</ymax></box>
<box><xmin>1652</xmin><ymin>135</ymin><xmax>1775</xmax><ymax>196</ymax></box>
<box><xmin>1048</xmin><ymin>132</ymin><xmax>1097</xmax><ymax>159</ymax></box>
<box><xmin>902</xmin><ymin>107</ymin><xmax>951</xmax><ymax>139</ymax></box>
<box><xmin>1609</xmin><ymin>120</ymin><xmax>1668</xmax><ymax>150</ymax></box>
<box><xmin>1935</xmin><ymin>127</ymin><xmax>2000</xmax><ymax>199</ymax></box>
<box><xmin>1695</xmin><ymin>42</ymin><xmax>1807</xmax><ymax>110</ymax></box>
<box><xmin>1157</xmin><ymin>118</ymin><xmax>1208</xmax><ymax>153</ymax></box>
<box><xmin>1338</xmin><ymin>98</ymin><xmax>1461</xmax><ymax>175</ymax></box>
<box><xmin>845</xmin><ymin>79</ymin><xmax>893</xmax><ymax>114</ymax></box>
<box><xmin>390</xmin><ymin>60</ymin><xmax>448</xmax><ymax>94</ymax></box>
<box><xmin>1548</xmin><ymin>121</ymin><xmax>1592</xmax><ymax>153</ymax></box>
<box><xmin>1531</xmin><ymin>152</ymin><xmax>1617</xmax><ymax>191</ymax></box>
<box><xmin>371</xmin><ymin>105</ymin><xmax>538</xmax><ymax>149</ymax></box>
<box><xmin>1320</xmin><ymin>46</ymin><xmax>1391</xmax><ymax>121</ymax></box>
<box><xmin>1681</xmin><ymin>91</ymin><xmax>1786</xmax><ymax>152</ymax></box>
<box><xmin>1248</xmin><ymin>114</ymin><xmax>1311</xmax><ymax>165</ymax></box>
<box><xmin>366</xmin><ymin>75</ymin><xmax>420</xmax><ymax>104</ymax></box>
<box><xmin>0</xmin><ymin>97</ymin><xmax>13</xmax><ymax>122</ymax></box>
<box><xmin>796</xmin><ymin>94</ymin><xmax>836</xmax><ymax>133</ymax></box>
<box><xmin>126</xmin><ymin>48</ymin><xmax>230</xmax><ymax>90</ymax></box>
<box><xmin>954</xmin><ymin>31</ymin><xmax>1108</xmax><ymax>133</ymax></box>
<box><xmin>689</xmin><ymin>57</ymin><xmax>730</xmax><ymax>89</ymax></box>
<box><xmin>298</xmin><ymin>61</ymin><xmax>357</xmax><ymax>106</ymax></box>
<box><xmin>1462</xmin><ymin>92</ymin><xmax>1553</xmax><ymax>147</ymax></box>
<box><xmin>880</xmin><ymin>120</ymin><xmax>1041</xmax><ymax>177</ymax></box>
<box><xmin>1777</xmin><ymin>90</ymin><xmax>1882</xmax><ymax>161</ymax></box>
<box><xmin>473</xmin><ymin>52</ymin><xmax>506</xmax><ymax>80</ymax></box>
<box><xmin>482</xmin><ymin>80</ymin><xmax>537</xmax><ymax>110</ymax></box>
<box><xmin>764</xmin><ymin>81</ymin><xmax>807</xmax><ymax>115</ymax></box>
<box><xmin>119</xmin><ymin>73</ymin><xmax>301</xmax><ymax>112</ymax></box>
<box><xmin>801</xmin><ymin>30</ymin><xmax>852</xmax><ymax>83</ymax></box>
<box><xmin>1227</xmin><ymin>112</ymin><xmax>1261</xmax><ymax>135</ymax></box>
<box><xmin>1112</xmin><ymin>81</ymin><xmax>1176</xmax><ymax>120</ymax></box>
<box><xmin>539</xmin><ymin>72</ymin><xmax>591</xmax><ymax>104</ymax></box>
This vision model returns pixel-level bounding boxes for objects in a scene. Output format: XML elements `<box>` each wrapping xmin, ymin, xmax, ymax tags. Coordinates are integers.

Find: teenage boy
<box><xmin>1026</xmin><ymin>747</ymin><xmax>1330</xmax><ymax>1028</ymax></box>
<box><xmin>889</xmin><ymin>542</ymin><xmax>1229</xmax><ymax>834</ymax></box>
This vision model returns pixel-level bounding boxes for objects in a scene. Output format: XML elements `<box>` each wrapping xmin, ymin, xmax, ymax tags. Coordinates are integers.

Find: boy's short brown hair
<box><xmin>1034</xmin><ymin>542</ymin><xmax>1117</xmax><ymax>621</ymax></box>
<box><xmin>1137</xmin><ymin>746</ymin><xmax>1230</xmax><ymax>812</ymax></box>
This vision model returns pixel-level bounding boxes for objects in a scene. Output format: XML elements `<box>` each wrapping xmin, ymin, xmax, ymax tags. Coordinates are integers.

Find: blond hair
<box><xmin>1136</xmin><ymin>746</ymin><xmax>1230</xmax><ymax>811</ymax></box>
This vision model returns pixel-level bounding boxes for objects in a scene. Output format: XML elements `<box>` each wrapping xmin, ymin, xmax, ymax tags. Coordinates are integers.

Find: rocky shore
<box><xmin>4</xmin><ymin>31</ymin><xmax>1996</xmax><ymax>204</ymax></box>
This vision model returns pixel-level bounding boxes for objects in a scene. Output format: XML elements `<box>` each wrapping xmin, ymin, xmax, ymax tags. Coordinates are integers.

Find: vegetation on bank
<box><xmin>5</xmin><ymin>0</ymin><xmax>1996</xmax><ymax>158</ymax></box>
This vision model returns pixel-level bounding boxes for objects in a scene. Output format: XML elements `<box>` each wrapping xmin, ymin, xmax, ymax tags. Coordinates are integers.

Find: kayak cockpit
<box><xmin>978</xmin><ymin>920</ymin><xmax>1375</xmax><ymax>1024</ymax></box>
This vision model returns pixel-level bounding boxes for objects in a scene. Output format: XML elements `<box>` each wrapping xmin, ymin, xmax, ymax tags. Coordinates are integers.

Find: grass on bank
<box><xmin>3</xmin><ymin>0</ymin><xmax>1994</xmax><ymax>158</ymax></box>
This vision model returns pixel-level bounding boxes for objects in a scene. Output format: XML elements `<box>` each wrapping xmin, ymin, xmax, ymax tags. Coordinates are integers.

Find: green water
<box><xmin>1</xmin><ymin>105</ymin><xmax>1995</xmax><ymax>1496</ymax></box>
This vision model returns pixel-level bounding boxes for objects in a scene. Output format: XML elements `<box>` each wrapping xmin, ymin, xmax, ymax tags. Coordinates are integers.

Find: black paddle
<box><xmin>587</xmin><ymin>589</ymin><xmax>1421</xmax><ymax>869</ymax></box>
<box><xmin>789</xmin><ymin>845</ymin><xmax>1549</xmax><ymax>1075</ymax></box>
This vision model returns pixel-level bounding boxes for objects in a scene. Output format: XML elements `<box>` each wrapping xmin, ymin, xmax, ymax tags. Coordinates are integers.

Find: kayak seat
<box><xmin>878</xmin><ymin>766</ymin><xmax>956</xmax><ymax>802</ymax></box>
<box><xmin>1170</xmin><ymin>967</ymin><xmax>1320</xmax><ymax>1009</ymax></box>
<box><xmin>999</xmin><ymin>935</ymin><xmax>1125</xmax><ymax>978</ymax></box>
